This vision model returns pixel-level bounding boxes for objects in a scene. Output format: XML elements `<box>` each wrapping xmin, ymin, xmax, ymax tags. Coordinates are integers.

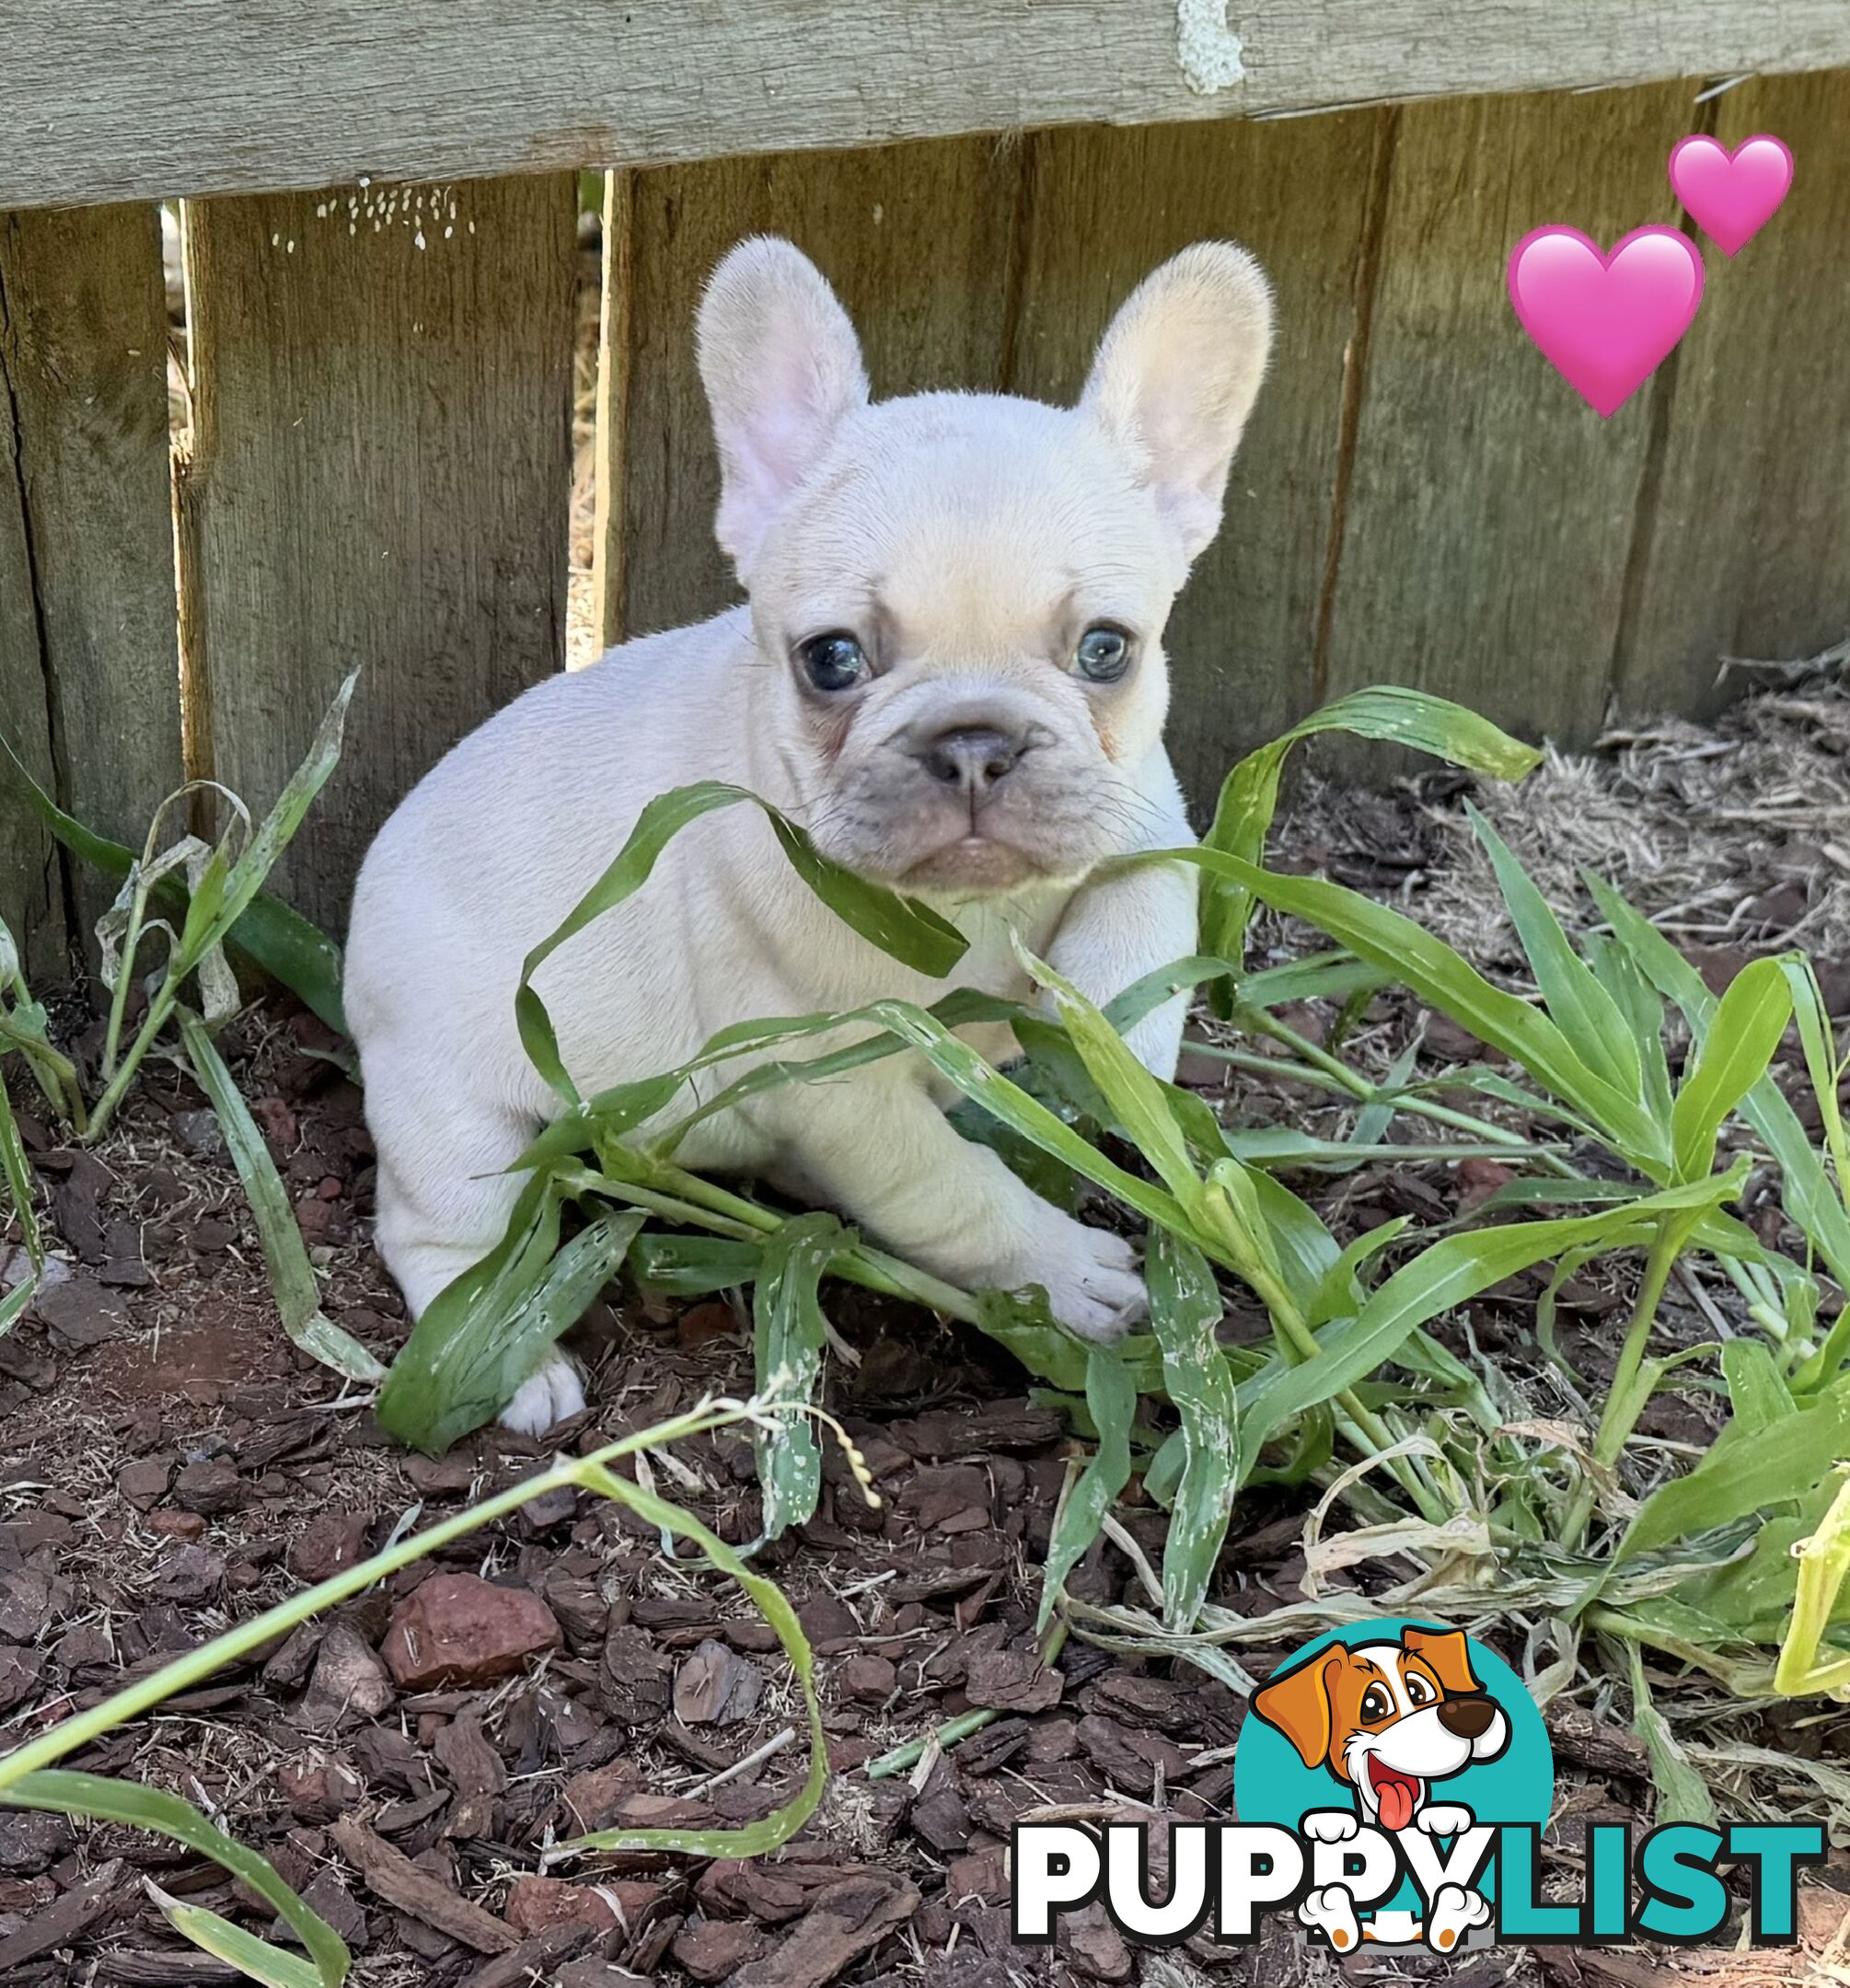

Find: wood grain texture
<box><xmin>601</xmin><ymin>138</ymin><xmax>1023</xmax><ymax>645</ymax></box>
<box><xmin>1007</xmin><ymin>111</ymin><xmax>1387</xmax><ymax>806</ymax></box>
<box><xmin>1318</xmin><ymin>83</ymin><xmax>1698</xmax><ymax>752</ymax></box>
<box><xmin>6</xmin><ymin>2</ymin><xmax>1850</xmax><ymax>212</ymax></box>
<box><xmin>182</xmin><ymin>175</ymin><xmax>576</xmax><ymax>932</ymax></box>
<box><xmin>1614</xmin><ymin>70</ymin><xmax>1850</xmax><ymax>717</ymax></box>
<box><xmin>0</xmin><ymin>202</ymin><xmax>178</xmax><ymax>972</ymax></box>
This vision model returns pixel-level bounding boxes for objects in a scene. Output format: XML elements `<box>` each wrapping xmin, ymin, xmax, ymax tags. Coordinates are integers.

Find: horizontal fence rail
<box><xmin>5</xmin><ymin>1</ymin><xmax>1850</xmax><ymax>211</ymax></box>
<box><xmin>2</xmin><ymin>69</ymin><xmax>1847</xmax><ymax>968</ymax></box>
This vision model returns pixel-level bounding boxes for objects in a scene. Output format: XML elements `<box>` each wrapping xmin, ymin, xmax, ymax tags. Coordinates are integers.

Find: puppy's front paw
<box><xmin>499</xmin><ymin>1352</ymin><xmax>587</xmax><ymax>1437</ymax></box>
<box><xmin>1009</xmin><ymin>1222</ymin><xmax>1147</xmax><ymax>1343</ymax></box>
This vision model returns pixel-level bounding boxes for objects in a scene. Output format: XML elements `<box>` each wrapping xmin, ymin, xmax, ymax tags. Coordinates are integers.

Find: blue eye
<box><xmin>1075</xmin><ymin>625</ymin><xmax>1132</xmax><ymax>682</ymax></box>
<box><xmin>797</xmin><ymin>631</ymin><xmax>871</xmax><ymax>692</ymax></box>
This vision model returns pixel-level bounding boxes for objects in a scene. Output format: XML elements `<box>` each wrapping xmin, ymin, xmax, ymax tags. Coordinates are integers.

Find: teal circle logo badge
<box><xmin>1234</xmin><ymin>1618</ymin><xmax>1555</xmax><ymax>1955</ymax></box>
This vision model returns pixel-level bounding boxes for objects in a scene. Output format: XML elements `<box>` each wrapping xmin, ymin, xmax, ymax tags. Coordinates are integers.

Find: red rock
<box><xmin>116</xmin><ymin>1459</ymin><xmax>170</xmax><ymax>1510</ymax></box>
<box><xmin>673</xmin><ymin>1919</ymin><xmax>767</xmax><ymax>1982</ymax></box>
<box><xmin>380</xmin><ymin>1573</ymin><xmax>560</xmax><ymax>1690</ymax></box>
<box><xmin>147</xmin><ymin>1509</ymin><xmax>206</xmax><ymax>1541</ymax></box>
<box><xmin>503</xmin><ymin>1874</ymin><xmax>660</xmax><ymax>1937</ymax></box>
<box><xmin>252</xmin><ymin>1097</ymin><xmax>298</xmax><ymax>1151</ymax></box>
<box><xmin>288</xmin><ymin>1511</ymin><xmax>372</xmax><ymax>1585</ymax></box>
<box><xmin>559</xmin><ymin>1759</ymin><xmax>643</xmax><ymax>1833</ymax></box>
<box><xmin>838</xmin><ymin>1654</ymin><xmax>896</xmax><ymax>1704</ymax></box>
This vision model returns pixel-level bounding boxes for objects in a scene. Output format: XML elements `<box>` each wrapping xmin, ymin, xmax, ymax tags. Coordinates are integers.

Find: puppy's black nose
<box><xmin>916</xmin><ymin>726</ymin><xmax>1026</xmax><ymax>797</ymax></box>
<box><xmin>1437</xmin><ymin>1695</ymin><xmax>1497</xmax><ymax>1740</ymax></box>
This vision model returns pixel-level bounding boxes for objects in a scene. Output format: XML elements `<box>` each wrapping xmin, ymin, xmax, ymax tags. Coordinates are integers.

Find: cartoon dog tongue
<box><xmin>1370</xmin><ymin>1760</ymin><xmax>1421</xmax><ymax>1832</ymax></box>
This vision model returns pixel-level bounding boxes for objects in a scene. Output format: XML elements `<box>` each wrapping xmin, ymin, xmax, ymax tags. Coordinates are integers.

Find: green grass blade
<box><xmin>149</xmin><ymin>1892</ymin><xmax>323</xmax><ymax>1988</ymax></box>
<box><xmin>1621</xmin><ymin>1644</ymin><xmax>1718</xmax><ymax>1828</ymax></box>
<box><xmin>1039</xmin><ymin>1343</ymin><xmax>1137</xmax><ymax>1628</ymax></box>
<box><xmin>1147</xmin><ymin>1231</ymin><xmax>1238</xmax><ymax>1631</ymax></box>
<box><xmin>515</xmin><ymin>783</ymin><xmax>966</xmax><ymax>1102</ymax></box>
<box><xmin>632</xmin><ymin>1234</ymin><xmax>764</xmax><ymax>1295</ymax></box>
<box><xmin>753</xmin><ymin>1213</ymin><xmax>842</xmax><ymax>1542</ymax></box>
<box><xmin>0</xmin><ymin>734</ymin><xmax>346</xmax><ymax>1034</ymax></box>
<box><xmin>1669</xmin><ymin>955</ymin><xmax>1794</xmax><ymax>1183</ymax></box>
<box><xmin>0</xmin><ymin>1063</ymin><xmax>42</xmax><ymax>1276</ymax></box>
<box><xmin>1465</xmin><ymin>803</ymin><xmax>1642</xmax><ymax>1104</ymax></box>
<box><xmin>1199</xmin><ymin>687</ymin><xmax>1541</xmax><ymax>970</ymax></box>
<box><xmin>1585</xmin><ymin>930</ymin><xmax>1674</xmax><ymax>1129</ymax></box>
<box><xmin>559</xmin><ymin>1460</ymin><xmax>828</xmax><ymax>1859</ymax></box>
<box><xmin>179</xmin><ymin>1013</ymin><xmax>382</xmax><ymax>1385</ymax></box>
<box><xmin>1185</xmin><ymin>849</ymin><xmax>1667</xmax><ymax>1168</ymax></box>
<box><xmin>3</xmin><ymin>1770</ymin><xmax>348</xmax><ymax>1984</ymax></box>
<box><xmin>1782</xmin><ymin>955</ymin><xmax>1850</xmax><ymax>1195</ymax></box>
<box><xmin>1233</xmin><ymin>1173</ymin><xmax>1740</xmax><ymax>1490</ymax></box>
<box><xmin>1591</xmin><ymin>874</ymin><xmax>1850</xmax><ymax>1300</ymax></box>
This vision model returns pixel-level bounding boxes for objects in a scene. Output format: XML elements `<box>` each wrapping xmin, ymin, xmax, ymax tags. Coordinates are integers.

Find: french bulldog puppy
<box><xmin>345</xmin><ymin>236</ymin><xmax>1273</xmax><ymax>1434</ymax></box>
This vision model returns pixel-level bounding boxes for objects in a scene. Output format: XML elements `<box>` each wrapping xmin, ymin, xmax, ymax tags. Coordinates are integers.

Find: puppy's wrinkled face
<box><xmin>697</xmin><ymin>237</ymin><xmax>1274</xmax><ymax>896</ymax></box>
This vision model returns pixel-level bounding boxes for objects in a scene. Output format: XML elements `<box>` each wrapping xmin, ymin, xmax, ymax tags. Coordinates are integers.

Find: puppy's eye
<box><xmin>1406</xmin><ymin>1673</ymin><xmax>1435</xmax><ymax>1706</ymax></box>
<box><xmin>1074</xmin><ymin>624</ymin><xmax>1132</xmax><ymax>683</ymax></box>
<box><xmin>1360</xmin><ymin>1686</ymin><xmax>1393</xmax><ymax>1723</ymax></box>
<box><xmin>797</xmin><ymin>631</ymin><xmax>871</xmax><ymax>692</ymax></box>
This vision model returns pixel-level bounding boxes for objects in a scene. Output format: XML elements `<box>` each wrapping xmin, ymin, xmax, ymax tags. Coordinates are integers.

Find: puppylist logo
<box><xmin>1013</xmin><ymin>1620</ymin><xmax>1824</xmax><ymax>1956</ymax></box>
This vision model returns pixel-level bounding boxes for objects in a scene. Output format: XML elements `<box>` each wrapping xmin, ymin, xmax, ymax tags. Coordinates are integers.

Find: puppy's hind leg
<box><xmin>364</xmin><ymin>1065</ymin><xmax>578</xmax><ymax>1437</ymax></box>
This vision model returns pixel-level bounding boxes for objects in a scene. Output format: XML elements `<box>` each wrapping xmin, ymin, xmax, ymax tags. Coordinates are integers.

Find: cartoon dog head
<box><xmin>1252</xmin><ymin>1628</ymin><xmax>1510</xmax><ymax>1832</ymax></box>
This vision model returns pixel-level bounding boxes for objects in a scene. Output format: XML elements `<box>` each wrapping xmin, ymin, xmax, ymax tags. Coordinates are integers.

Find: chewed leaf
<box><xmin>1147</xmin><ymin>1231</ymin><xmax>1237</xmax><ymax>1631</ymax></box>
<box><xmin>1039</xmin><ymin>1344</ymin><xmax>1137</xmax><ymax>1627</ymax></box>
<box><xmin>753</xmin><ymin>1213</ymin><xmax>844</xmax><ymax>1541</ymax></box>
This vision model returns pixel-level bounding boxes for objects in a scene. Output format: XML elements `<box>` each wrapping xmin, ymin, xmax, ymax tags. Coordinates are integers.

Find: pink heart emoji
<box><xmin>1669</xmin><ymin>133</ymin><xmax>1793</xmax><ymax>255</ymax></box>
<box><xmin>1507</xmin><ymin>225</ymin><xmax>1704</xmax><ymax>419</ymax></box>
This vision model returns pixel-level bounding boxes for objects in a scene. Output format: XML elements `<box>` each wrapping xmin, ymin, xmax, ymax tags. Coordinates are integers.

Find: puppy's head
<box><xmin>696</xmin><ymin>237</ymin><xmax>1273</xmax><ymax>895</ymax></box>
<box><xmin>1252</xmin><ymin>1630</ymin><xmax>1510</xmax><ymax>1831</ymax></box>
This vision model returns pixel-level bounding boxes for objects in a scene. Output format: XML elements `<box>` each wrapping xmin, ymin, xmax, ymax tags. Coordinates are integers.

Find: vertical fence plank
<box><xmin>1615</xmin><ymin>69</ymin><xmax>1850</xmax><ymax>717</ymax></box>
<box><xmin>1006</xmin><ymin>111</ymin><xmax>1387</xmax><ymax>806</ymax></box>
<box><xmin>183</xmin><ymin>174</ymin><xmax>577</xmax><ymax>934</ymax></box>
<box><xmin>596</xmin><ymin>137</ymin><xmax>1024</xmax><ymax>648</ymax></box>
<box><xmin>1320</xmin><ymin>84</ymin><xmax>1698</xmax><ymax>753</ymax></box>
<box><xmin>0</xmin><ymin>202</ymin><xmax>178</xmax><ymax>975</ymax></box>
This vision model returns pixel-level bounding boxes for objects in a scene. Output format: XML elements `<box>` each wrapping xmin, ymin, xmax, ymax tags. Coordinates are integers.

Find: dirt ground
<box><xmin>6</xmin><ymin>673</ymin><xmax>1850</xmax><ymax>1985</ymax></box>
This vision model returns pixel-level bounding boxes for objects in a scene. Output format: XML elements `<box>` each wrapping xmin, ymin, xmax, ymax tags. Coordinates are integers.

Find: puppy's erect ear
<box><xmin>1253</xmin><ymin>1652</ymin><xmax>1340</xmax><ymax>1771</ymax></box>
<box><xmin>1080</xmin><ymin>241</ymin><xmax>1273</xmax><ymax>565</ymax></box>
<box><xmin>1403</xmin><ymin>1627</ymin><xmax>1482</xmax><ymax>1697</ymax></box>
<box><xmin>697</xmin><ymin>237</ymin><xmax>870</xmax><ymax>579</ymax></box>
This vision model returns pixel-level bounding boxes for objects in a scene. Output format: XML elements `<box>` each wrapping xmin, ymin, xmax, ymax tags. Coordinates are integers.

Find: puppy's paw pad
<box><xmin>1046</xmin><ymin>1229</ymin><xmax>1148</xmax><ymax>1343</ymax></box>
<box><xmin>499</xmin><ymin>1354</ymin><xmax>586</xmax><ymax>1437</ymax></box>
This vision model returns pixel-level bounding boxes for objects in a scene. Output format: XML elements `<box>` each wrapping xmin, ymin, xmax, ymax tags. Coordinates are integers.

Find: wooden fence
<box><xmin>4</xmin><ymin>4</ymin><xmax>1849</xmax><ymax>977</ymax></box>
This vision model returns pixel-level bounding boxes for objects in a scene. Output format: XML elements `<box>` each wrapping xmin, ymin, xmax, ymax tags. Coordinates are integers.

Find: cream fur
<box><xmin>345</xmin><ymin>237</ymin><xmax>1274</xmax><ymax>1434</ymax></box>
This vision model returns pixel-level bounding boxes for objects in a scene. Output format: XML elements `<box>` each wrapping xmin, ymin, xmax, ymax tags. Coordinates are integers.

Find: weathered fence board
<box><xmin>1616</xmin><ymin>70</ymin><xmax>1850</xmax><ymax>718</ymax></box>
<box><xmin>598</xmin><ymin>138</ymin><xmax>1023</xmax><ymax>647</ymax></box>
<box><xmin>182</xmin><ymin>174</ymin><xmax>577</xmax><ymax>932</ymax></box>
<box><xmin>0</xmin><ymin>202</ymin><xmax>178</xmax><ymax>974</ymax></box>
<box><xmin>1007</xmin><ymin>110</ymin><xmax>1388</xmax><ymax>797</ymax></box>
<box><xmin>6</xmin><ymin>2</ymin><xmax>1850</xmax><ymax>213</ymax></box>
<box><xmin>1319</xmin><ymin>84</ymin><xmax>1696</xmax><ymax>752</ymax></box>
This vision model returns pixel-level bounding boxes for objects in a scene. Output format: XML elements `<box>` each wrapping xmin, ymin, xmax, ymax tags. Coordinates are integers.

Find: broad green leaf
<box><xmin>1617</xmin><ymin>1381</ymin><xmax>1850</xmax><ymax>1562</ymax></box>
<box><xmin>1775</xmin><ymin>1473</ymin><xmax>1850</xmax><ymax>1698</ymax></box>
<box><xmin>753</xmin><ymin>1214</ymin><xmax>843</xmax><ymax>1541</ymax></box>
<box><xmin>1237</xmin><ymin>952</ymin><xmax>1393</xmax><ymax>1011</ymax></box>
<box><xmin>1669</xmin><ymin>955</ymin><xmax>1794</xmax><ymax>1182</ymax></box>
<box><xmin>150</xmin><ymin>1891</ymin><xmax>322</xmax><ymax>1988</ymax></box>
<box><xmin>1465</xmin><ymin>803</ymin><xmax>1642</xmax><ymax>1106</ymax></box>
<box><xmin>631</xmin><ymin>1234</ymin><xmax>763</xmax><ymax>1295</ymax></box>
<box><xmin>1147</xmin><ymin>1231</ymin><xmax>1238</xmax><ymax>1631</ymax></box>
<box><xmin>1199</xmin><ymin>687</ymin><xmax>1541</xmax><ymax>973</ymax></box>
<box><xmin>1039</xmin><ymin>1343</ymin><xmax>1137</xmax><ymax>1626</ymax></box>
<box><xmin>0</xmin><ymin>734</ymin><xmax>346</xmax><ymax>1034</ymax></box>
<box><xmin>383</xmin><ymin>1207</ymin><xmax>642</xmax><ymax>1456</ymax></box>
<box><xmin>515</xmin><ymin>783</ymin><xmax>966</xmax><ymax>1101</ymax></box>
<box><xmin>179</xmin><ymin>1013</ymin><xmax>384</xmax><ymax>1386</ymax></box>
<box><xmin>1584</xmin><ymin>930</ymin><xmax>1674</xmax><ymax>1130</ymax></box>
<box><xmin>1782</xmin><ymin>955</ymin><xmax>1850</xmax><ymax>1196</ymax></box>
<box><xmin>1718</xmin><ymin>1340</ymin><xmax>1794</xmax><ymax>1437</ymax></box>
<box><xmin>2</xmin><ymin>1770</ymin><xmax>348</xmax><ymax>1984</ymax></box>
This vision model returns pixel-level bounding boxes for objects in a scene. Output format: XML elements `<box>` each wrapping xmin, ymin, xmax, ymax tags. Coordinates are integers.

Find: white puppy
<box><xmin>345</xmin><ymin>237</ymin><xmax>1273</xmax><ymax>1433</ymax></box>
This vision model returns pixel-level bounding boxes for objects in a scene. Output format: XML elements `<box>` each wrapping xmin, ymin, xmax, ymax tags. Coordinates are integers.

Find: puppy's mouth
<box><xmin>1366</xmin><ymin>1756</ymin><xmax>1424</xmax><ymax>1832</ymax></box>
<box><xmin>898</xmin><ymin>833</ymin><xmax>1044</xmax><ymax>895</ymax></box>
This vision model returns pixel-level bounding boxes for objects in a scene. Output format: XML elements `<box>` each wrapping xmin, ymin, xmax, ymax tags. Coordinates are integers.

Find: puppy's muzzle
<box><xmin>1436</xmin><ymin>1695</ymin><xmax>1497</xmax><ymax>1741</ymax></box>
<box><xmin>911</xmin><ymin>723</ymin><xmax>1031</xmax><ymax>800</ymax></box>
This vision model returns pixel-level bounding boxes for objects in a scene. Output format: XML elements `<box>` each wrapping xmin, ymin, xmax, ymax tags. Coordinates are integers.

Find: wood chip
<box><xmin>0</xmin><ymin>1858</ymin><xmax>128</xmax><ymax>1970</ymax></box>
<box><xmin>730</xmin><ymin>1874</ymin><xmax>920</xmax><ymax>1988</ymax></box>
<box><xmin>329</xmin><ymin>1815</ymin><xmax>518</xmax><ymax>1953</ymax></box>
